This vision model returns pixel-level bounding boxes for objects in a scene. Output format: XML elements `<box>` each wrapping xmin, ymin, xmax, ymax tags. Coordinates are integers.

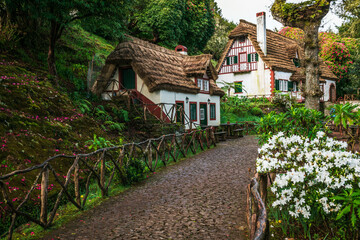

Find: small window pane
<box><xmin>204</xmin><ymin>80</ymin><xmax>209</xmax><ymax>91</ymax></box>
<box><xmin>197</xmin><ymin>79</ymin><xmax>203</xmax><ymax>90</ymax></box>
<box><xmin>210</xmin><ymin>104</ymin><xmax>216</xmax><ymax>120</ymax></box>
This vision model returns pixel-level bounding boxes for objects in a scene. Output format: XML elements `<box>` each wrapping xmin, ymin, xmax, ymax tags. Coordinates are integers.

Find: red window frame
<box><xmin>238</xmin><ymin>52</ymin><xmax>247</xmax><ymax>64</ymax></box>
<box><xmin>210</xmin><ymin>103</ymin><xmax>216</xmax><ymax>120</ymax></box>
<box><xmin>234</xmin><ymin>81</ymin><xmax>243</xmax><ymax>94</ymax></box>
<box><xmin>189</xmin><ymin>102</ymin><xmax>197</xmax><ymax>122</ymax></box>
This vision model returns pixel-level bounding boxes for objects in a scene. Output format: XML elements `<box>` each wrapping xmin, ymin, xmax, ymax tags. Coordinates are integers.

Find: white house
<box><xmin>216</xmin><ymin>12</ymin><xmax>338</xmax><ymax>103</ymax></box>
<box><xmin>92</xmin><ymin>36</ymin><xmax>224</xmax><ymax>129</ymax></box>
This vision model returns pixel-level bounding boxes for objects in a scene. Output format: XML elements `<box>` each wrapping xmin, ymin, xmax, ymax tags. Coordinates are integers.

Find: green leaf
<box><xmin>336</xmin><ymin>205</ymin><xmax>351</xmax><ymax>220</ymax></box>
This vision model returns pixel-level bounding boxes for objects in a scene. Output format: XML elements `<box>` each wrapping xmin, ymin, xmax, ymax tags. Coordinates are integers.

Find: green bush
<box><xmin>272</xmin><ymin>92</ymin><xmax>297</xmax><ymax>111</ymax></box>
<box><xmin>257</xmin><ymin>107</ymin><xmax>326</xmax><ymax>145</ymax></box>
<box><xmin>122</xmin><ymin>157</ymin><xmax>146</xmax><ymax>185</ymax></box>
<box><xmin>250</xmin><ymin>107</ymin><xmax>263</xmax><ymax>116</ymax></box>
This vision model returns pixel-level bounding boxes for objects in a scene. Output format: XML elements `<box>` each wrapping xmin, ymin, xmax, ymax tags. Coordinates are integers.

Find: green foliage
<box><xmin>278</xmin><ymin>26</ymin><xmax>359</xmax><ymax>97</ymax></box>
<box><xmin>272</xmin><ymin>92</ymin><xmax>297</xmax><ymax>111</ymax></box>
<box><xmin>122</xmin><ymin>157</ymin><xmax>146</xmax><ymax>185</ymax></box>
<box><xmin>130</xmin><ymin>0</ymin><xmax>215</xmax><ymax>54</ymax></box>
<box><xmin>85</xmin><ymin>135</ymin><xmax>113</xmax><ymax>151</ymax></box>
<box><xmin>257</xmin><ymin>107</ymin><xmax>326</xmax><ymax>145</ymax></box>
<box><xmin>333</xmin><ymin>188</ymin><xmax>360</xmax><ymax>228</ymax></box>
<box><xmin>250</xmin><ymin>107</ymin><xmax>263</xmax><ymax>117</ymax></box>
<box><xmin>203</xmin><ymin>2</ymin><xmax>236</xmax><ymax>61</ymax></box>
<box><xmin>330</xmin><ymin>103</ymin><xmax>357</xmax><ymax>129</ymax></box>
<box><xmin>337</xmin><ymin>0</ymin><xmax>360</xmax><ymax>38</ymax></box>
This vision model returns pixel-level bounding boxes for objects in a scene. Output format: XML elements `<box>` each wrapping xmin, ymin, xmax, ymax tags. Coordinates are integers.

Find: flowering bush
<box><xmin>257</xmin><ymin>132</ymin><xmax>360</xmax><ymax>238</ymax></box>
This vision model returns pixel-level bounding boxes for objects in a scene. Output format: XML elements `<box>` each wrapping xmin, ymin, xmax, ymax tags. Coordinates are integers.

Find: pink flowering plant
<box><xmin>257</xmin><ymin>132</ymin><xmax>360</xmax><ymax>238</ymax></box>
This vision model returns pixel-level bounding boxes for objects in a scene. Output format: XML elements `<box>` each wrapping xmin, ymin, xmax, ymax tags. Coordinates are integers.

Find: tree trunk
<box><xmin>48</xmin><ymin>20</ymin><xmax>59</xmax><ymax>86</ymax></box>
<box><xmin>303</xmin><ymin>24</ymin><xmax>322</xmax><ymax>111</ymax></box>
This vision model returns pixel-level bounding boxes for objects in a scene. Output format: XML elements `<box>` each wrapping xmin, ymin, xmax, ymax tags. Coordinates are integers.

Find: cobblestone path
<box><xmin>45</xmin><ymin>136</ymin><xmax>258</xmax><ymax>240</ymax></box>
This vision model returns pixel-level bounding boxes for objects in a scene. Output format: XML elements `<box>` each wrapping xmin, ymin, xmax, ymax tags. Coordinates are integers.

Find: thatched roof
<box><xmin>216</xmin><ymin>20</ymin><xmax>338</xmax><ymax>82</ymax></box>
<box><xmin>92</xmin><ymin>36</ymin><xmax>224</xmax><ymax>97</ymax></box>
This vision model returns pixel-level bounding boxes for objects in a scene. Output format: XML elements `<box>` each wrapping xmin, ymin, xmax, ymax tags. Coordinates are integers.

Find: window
<box><xmin>288</xmin><ymin>81</ymin><xmax>297</xmax><ymax>92</ymax></box>
<box><xmin>226</xmin><ymin>56</ymin><xmax>238</xmax><ymax>65</ymax></box>
<box><xmin>210</xmin><ymin>103</ymin><xmax>216</xmax><ymax>120</ymax></box>
<box><xmin>293</xmin><ymin>58</ymin><xmax>300</xmax><ymax>68</ymax></box>
<box><xmin>197</xmin><ymin>78</ymin><xmax>203</xmax><ymax>89</ymax></box>
<box><xmin>234</xmin><ymin>81</ymin><xmax>243</xmax><ymax>93</ymax></box>
<box><xmin>275</xmin><ymin>79</ymin><xmax>288</xmax><ymax>91</ymax></box>
<box><xmin>275</xmin><ymin>79</ymin><xmax>279</xmax><ymax>91</ymax></box>
<box><xmin>121</xmin><ymin>68</ymin><xmax>136</xmax><ymax>89</ymax></box>
<box><xmin>248</xmin><ymin>53</ymin><xmax>259</xmax><ymax>62</ymax></box>
<box><xmin>197</xmin><ymin>78</ymin><xmax>209</xmax><ymax>93</ymax></box>
<box><xmin>203</xmin><ymin>80</ymin><xmax>209</xmax><ymax>92</ymax></box>
<box><xmin>190</xmin><ymin>102</ymin><xmax>197</xmax><ymax>121</ymax></box>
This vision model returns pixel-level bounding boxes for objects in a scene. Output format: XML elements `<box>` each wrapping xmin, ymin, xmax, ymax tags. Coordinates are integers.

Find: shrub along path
<box><xmin>44</xmin><ymin>136</ymin><xmax>258</xmax><ymax>240</ymax></box>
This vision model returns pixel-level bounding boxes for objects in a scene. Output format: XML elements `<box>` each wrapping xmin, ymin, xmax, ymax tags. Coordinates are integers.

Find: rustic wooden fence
<box><xmin>0</xmin><ymin>127</ymin><xmax>217</xmax><ymax>240</ymax></box>
<box><xmin>246</xmin><ymin>173</ymin><xmax>268</xmax><ymax>240</ymax></box>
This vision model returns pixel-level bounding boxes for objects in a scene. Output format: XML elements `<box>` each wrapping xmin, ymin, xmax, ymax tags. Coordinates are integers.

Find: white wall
<box><xmin>217</xmin><ymin>67</ymin><xmax>272</xmax><ymax>97</ymax></box>
<box><xmin>274</xmin><ymin>71</ymin><xmax>292</xmax><ymax>80</ymax></box>
<box><xmin>137</xmin><ymin>74</ymin><xmax>161</xmax><ymax>103</ymax></box>
<box><xmin>160</xmin><ymin>90</ymin><xmax>221</xmax><ymax>128</ymax></box>
<box><xmin>324</xmin><ymin>79</ymin><xmax>336</xmax><ymax>102</ymax></box>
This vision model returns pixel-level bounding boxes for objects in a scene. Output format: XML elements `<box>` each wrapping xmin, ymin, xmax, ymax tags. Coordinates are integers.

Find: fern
<box><xmin>105</xmin><ymin>121</ymin><xmax>125</xmax><ymax>132</ymax></box>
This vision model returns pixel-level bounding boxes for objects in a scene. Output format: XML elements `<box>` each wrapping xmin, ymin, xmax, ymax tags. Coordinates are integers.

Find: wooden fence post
<box><xmin>100</xmin><ymin>151</ymin><xmax>107</xmax><ymax>197</ymax></box>
<box><xmin>259</xmin><ymin>173</ymin><xmax>267</xmax><ymax>206</ymax></box>
<box><xmin>40</xmin><ymin>166</ymin><xmax>49</xmax><ymax>226</ymax></box>
<box><xmin>74</xmin><ymin>162</ymin><xmax>81</xmax><ymax>205</ymax></box>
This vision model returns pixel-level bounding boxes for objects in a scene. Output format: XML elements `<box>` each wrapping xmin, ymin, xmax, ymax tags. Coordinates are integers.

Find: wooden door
<box><xmin>176</xmin><ymin>102</ymin><xmax>184</xmax><ymax>123</ymax></box>
<box><xmin>200</xmin><ymin>104</ymin><xmax>207</xmax><ymax>126</ymax></box>
<box><xmin>330</xmin><ymin>84</ymin><xmax>336</xmax><ymax>103</ymax></box>
<box><xmin>122</xmin><ymin>68</ymin><xmax>136</xmax><ymax>89</ymax></box>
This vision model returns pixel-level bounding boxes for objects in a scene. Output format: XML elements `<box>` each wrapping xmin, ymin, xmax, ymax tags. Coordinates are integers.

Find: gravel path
<box><xmin>44</xmin><ymin>136</ymin><xmax>258</xmax><ymax>240</ymax></box>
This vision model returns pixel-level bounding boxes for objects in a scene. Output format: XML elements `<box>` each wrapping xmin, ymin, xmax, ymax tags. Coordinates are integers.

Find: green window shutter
<box><xmin>288</xmin><ymin>81</ymin><xmax>294</xmax><ymax>91</ymax></box>
<box><xmin>247</xmin><ymin>54</ymin><xmax>251</xmax><ymax>63</ymax></box>
<box><xmin>190</xmin><ymin>103</ymin><xmax>197</xmax><ymax>120</ymax></box>
<box><xmin>255</xmin><ymin>53</ymin><xmax>259</xmax><ymax>62</ymax></box>
<box><xmin>226</xmin><ymin>57</ymin><xmax>230</xmax><ymax>65</ymax></box>
<box><xmin>275</xmin><ymin>79</ymin><xmax>279</xmax><ymax>90</ymax></box>
<box><xmin>235</xmin><ymin>82</ymin><xmax>243</xmax><ymax>93</ymax></box>
<box><xmin>234</xmin><ymin>56</ymin><xmax>238</xmax><ymax>64</ymax></box>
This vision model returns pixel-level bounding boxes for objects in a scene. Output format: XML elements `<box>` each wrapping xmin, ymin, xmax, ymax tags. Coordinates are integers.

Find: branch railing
<box><xmin>103</xmin><ymin>82</ymin><xmax>200</xmax><ymax>129</ymax></box>
<box><xmin>247</xmin><ymin>173</ymin><xmax>268</xmax><ymax>240</ymax></box>
<box><xmin>0</xmin><ymin>127</ymin><xmax>217</xmax><ymax>240</ymax></box>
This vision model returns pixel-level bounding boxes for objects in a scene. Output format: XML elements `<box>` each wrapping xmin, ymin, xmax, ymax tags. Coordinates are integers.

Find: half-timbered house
<box><xmin>92</xmin><ymin>36</ymin><xmax>224</xmax><ymax>129</ymax></box>
<box><xmin>217</xmin><ymin>12</ymin><xmax>338</xmax><ymax>102</ymax></box>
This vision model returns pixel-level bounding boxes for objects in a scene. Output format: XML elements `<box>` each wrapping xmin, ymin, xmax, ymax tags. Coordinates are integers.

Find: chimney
<box><xmin>175</xmin><ymin>45</ymin><xmax>188</xmax><ymax>55</ymax></box>
<box><xmin>256</xmin><ymin>12</ymin><xmax>267</xmax><ymax>56</ymax></box>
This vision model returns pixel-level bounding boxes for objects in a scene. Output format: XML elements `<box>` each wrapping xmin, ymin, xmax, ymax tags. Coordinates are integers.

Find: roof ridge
<box><xmin>234</xmin><ymin>19</ymin><xmax>298</xmax><ymax>44</ymax></box>
<box><xmin>122</xmin><ymin>35</ymin><xmax>187</xmax><ymax>59</ymax></box>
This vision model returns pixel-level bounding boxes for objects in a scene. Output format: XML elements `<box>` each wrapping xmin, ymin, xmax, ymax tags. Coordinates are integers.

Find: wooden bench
<box><xmin>214</xmin><ymin>131</ymin><xmax>227</xmax><ymax>142</ymax></box>
<box><xmin>233</xmin><ymin>128</ymin><xmax>244</xmax><ymax>138</ymax></box>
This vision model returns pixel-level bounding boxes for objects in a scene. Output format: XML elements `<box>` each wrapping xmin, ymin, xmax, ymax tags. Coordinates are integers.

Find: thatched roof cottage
<box><xmin>216</xmin><ymin>12</ymin><xmax>338</xmax><ymax>102</ymax></box>
<box><xmin>92</xmin><ymin>36</ymin><xmax>224</xmax><ymax>128</ymax></box>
